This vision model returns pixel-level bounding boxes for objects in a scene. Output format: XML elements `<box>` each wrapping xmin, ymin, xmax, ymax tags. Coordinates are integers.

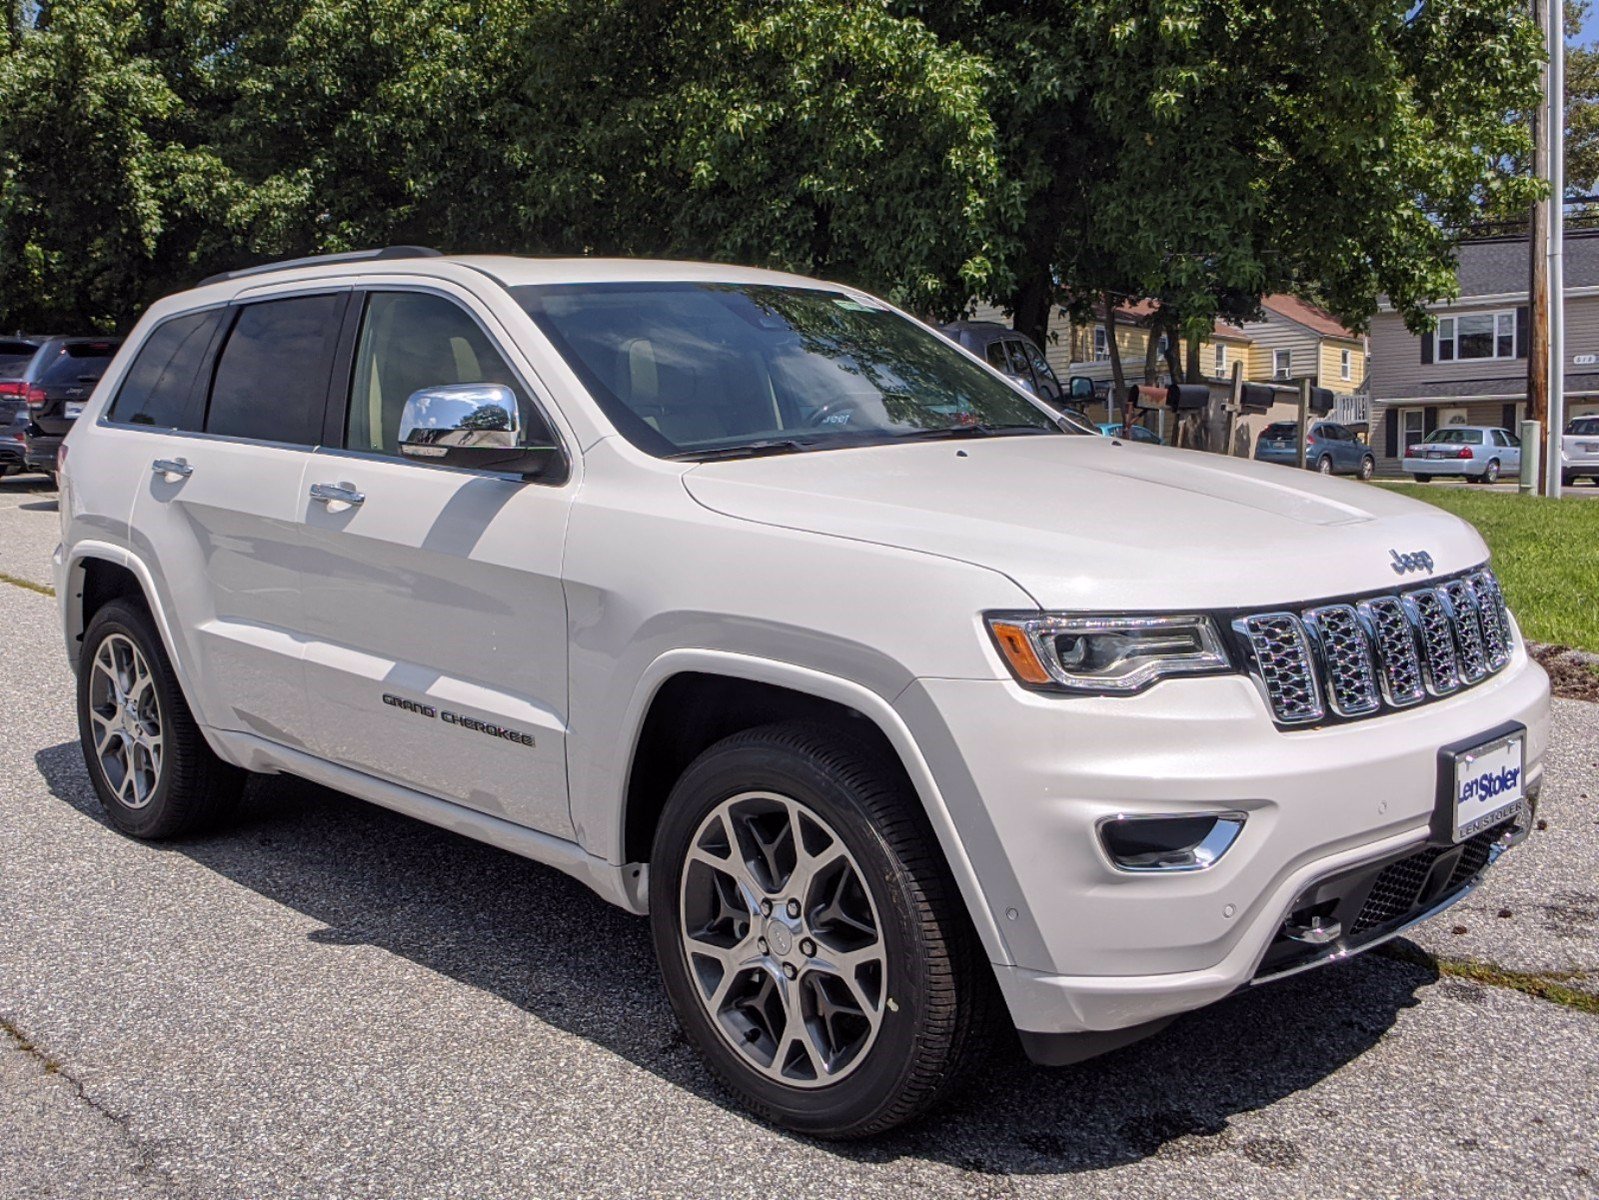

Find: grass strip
<box><xmin>1379</xmin><ymin>942</ymin><xmax>1599</xmax><ymax>1015</ymax></box>
<box><xmin>0</xmin><ymin>570</ymin><xmax>53</xmax><ymax>597</ymax></box>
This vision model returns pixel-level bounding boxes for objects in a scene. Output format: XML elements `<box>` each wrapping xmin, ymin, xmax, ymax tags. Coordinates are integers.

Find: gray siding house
<box><xmin>1370</xmin><ymin>230</ymin><xmax>1599</xmax><ymax>473</ymax></box>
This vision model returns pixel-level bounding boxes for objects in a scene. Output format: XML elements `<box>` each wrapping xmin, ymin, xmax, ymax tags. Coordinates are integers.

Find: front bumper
<box><xmin>897</xmin><ymin>643</ymin><xmax>1551</xmax><ymax>1041</ymax></box>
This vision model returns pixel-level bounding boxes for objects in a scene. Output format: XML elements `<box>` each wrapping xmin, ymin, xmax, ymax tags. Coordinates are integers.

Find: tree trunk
<box><xmin>1104</xmin><ymin>293</ymin><xmax>1128</xmax><ymax>426</ymax></box>
<box><xmin>1142</xmin><ymin>323</ymin><xmax>1161</xmax><ymax>385</ymax></box>
<box><xmin>1011</xmin><ymin>268</ymin><xmax>1054</xmax><ymax>349</ymax></box>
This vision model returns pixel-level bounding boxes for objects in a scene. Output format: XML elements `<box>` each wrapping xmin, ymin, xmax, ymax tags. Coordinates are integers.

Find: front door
<box><xmin>296</xmin><ymin>285</ymin><xmax>576</xmax><ymax>836</ymax></box>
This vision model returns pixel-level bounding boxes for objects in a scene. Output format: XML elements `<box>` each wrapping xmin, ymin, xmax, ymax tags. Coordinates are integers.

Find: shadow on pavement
<box><xmin>33</xmin><ymin>739</ymin><xmax>1436</xmax><ymax>1174</ymax></box>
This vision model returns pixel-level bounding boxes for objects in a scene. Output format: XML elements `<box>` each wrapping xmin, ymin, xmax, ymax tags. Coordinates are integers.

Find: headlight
<box><xmin>985</xmin><ymin>612</ymin><xmax>1232</xmax><ymax>694</ymax></box>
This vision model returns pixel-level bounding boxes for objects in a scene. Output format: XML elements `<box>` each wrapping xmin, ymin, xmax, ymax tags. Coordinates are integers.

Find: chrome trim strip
<box><xmin>1095</xmin><ymin>811</ymin><xmax>1248</xmax><ymax>873</ymax></box>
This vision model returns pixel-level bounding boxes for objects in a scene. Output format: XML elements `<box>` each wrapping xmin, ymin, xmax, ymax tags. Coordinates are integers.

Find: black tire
<box><xmin>1316</xmin><ymin>455</ymin><xmax>1333</xmax><ymax>475</ymax></box>
<box><xmin>1411</xmin><ymin>473</ymin><xmax>1431</xmax><ymax>483</ymax></box>
<box><xmin>1479</xmin><ymin>459</ymin><xmax>1500</xmax><ymax>484</ymax></box>
<box><xmin>77</xmin><ymin>598</ymin><xmax>246</xmax><ymax>838</ymax></box>
<box><xmin>1562</xmin><ymin>470</ymin><xmax>1574</xmax><ymax>488</ymax></box>
<box><xmin>1359</xmin><ymin>455</ymin><xmax>1375</xmax><ymax>481</ymax></box>
<box><xmin>649</xmin><ymin>721</ymin><xmax>994</xmax><ymax>1138</ymax></box>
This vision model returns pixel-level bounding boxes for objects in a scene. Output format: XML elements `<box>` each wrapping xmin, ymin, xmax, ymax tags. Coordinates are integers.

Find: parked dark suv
<box><xmin>21</xmin><ymin>337</ymin><xmax>121</xmax><ymax>480</ymax></box>
<box><xmin>0</xmin><ymin>337</ymin><xmax>48</xmax><ymax>476</ymax></box>
<box><xmin>940</xmin><ymin>321</ymin><xmax>1066</xmax><ymax>406</ymax></box>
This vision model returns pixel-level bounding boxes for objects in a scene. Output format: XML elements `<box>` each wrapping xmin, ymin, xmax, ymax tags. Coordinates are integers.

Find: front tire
<box><xmin>77</xmin><ymin>599</ymin><xmax>246</xmax><ymax>838</ymax></box>
<box><xmin>1359</xmin><ymin>455</ymin><xmax>1375</xmax><ymax>481</ymax></box>
<box><xmin>649</xmin><ymin>722</ymin><xmax>992</xmax><ymax>1138</ymax></box>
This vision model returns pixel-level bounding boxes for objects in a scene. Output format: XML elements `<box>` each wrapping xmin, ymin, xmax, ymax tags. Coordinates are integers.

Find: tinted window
<box><xmin>1424</xmin><ymin>428</ymin><xmax>1483</xmax><ymax>445</ymax></box>
<box><xmin>107</xmin><ymin>311</ymin><xmax>222</xmax><ymax>429</ymax></box>
<box><xmin>207</xmin><ymin>295</ymin><xmax>343</xmax><ymax>444</ymax></box>
<box><xmin>347</xmin><ymin>291</ymin><xmax>542</xmax><ymax>456</ymax></box>
<box><xmin>1568</xmin><ymin>417</ymin><xmax>1599</xmax><ymax>436</ymax></box>
<box><xmin>1017</xmin><ymin>339</ymin><xmax>1058</xmax><ymax>388</ymax></box>
<box><xmin>0</xmin><ymin>340</ymin><xmax>38</xmax><ymax>378</ymax></box>
<box><xmin>37</xmin><ymin>341</ymin><xmax>118</xmax><ymax>386</ymax></box>
<box><xmin>515</xmin><ymin>283</ymin><xmax>1059</xmax><ymax>458</ymax></box>
<box><xmin>984</xmin><ymin>341</ymin><xmax>1009</xmax><ymax>370</ymax></box>
<box><xmin>1261</xmin><ymin>422</ymin><xmax>1297</xmax><ymax>438</ymax></box>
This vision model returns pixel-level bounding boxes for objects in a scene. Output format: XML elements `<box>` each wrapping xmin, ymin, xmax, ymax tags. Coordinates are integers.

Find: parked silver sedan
<box><xmin>1560</xmin><ymin>415</ymin><xmax>1599</xmax><ymax>486</ymax></box>
<box><xmin>1403</xmin><ymin>425</ymin><xmax>1522</xmax><ymax>484</ymax></box>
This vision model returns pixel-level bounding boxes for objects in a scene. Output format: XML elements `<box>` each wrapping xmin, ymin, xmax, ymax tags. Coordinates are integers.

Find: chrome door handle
<box><xmin>151</xmin><ymin>458</ymin><xmax>193</xmax><ymax>480</ymax></box>
<box><xmin>310</xmin><ymin>481</ymin><xmax>365</xmax><ymax>507</ymax></box>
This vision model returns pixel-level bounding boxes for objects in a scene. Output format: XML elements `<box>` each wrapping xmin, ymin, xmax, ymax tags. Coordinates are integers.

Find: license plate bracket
<box><xmin>1434</xmin><ymin>721</ymin><xmax>1526</xmax><ymax>844</ymax></box>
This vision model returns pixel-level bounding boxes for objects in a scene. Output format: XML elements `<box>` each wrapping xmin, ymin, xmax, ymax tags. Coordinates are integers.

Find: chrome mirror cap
<box><xmin>398</xmin><ymin>383</ymin><xmax>521</xmax><ymax>457</ymax></box>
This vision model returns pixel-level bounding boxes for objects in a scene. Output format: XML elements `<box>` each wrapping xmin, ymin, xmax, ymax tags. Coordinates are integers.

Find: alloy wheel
<box><xmin>86</xmin><ymin>633</ymin><xmax>164</xmax><ymax>809</ymax></box>
<box><xmin>678</xmin><ymin>791</ymin><xmax>887</xmax><ymax>1087</ymax></box>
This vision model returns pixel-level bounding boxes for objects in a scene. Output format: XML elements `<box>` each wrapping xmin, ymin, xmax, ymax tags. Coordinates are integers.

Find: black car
<box><xmin>0</xmin><ymin>337</ymin><xmax>48</xmax><ymax>476</ymax></box>
<box><xmin>21</xmin><ymin>336</ymin><xmax>121</xmax><ymax>479</ymax></box>
<box><xmin>940</xmin><ymin>321</ymin><xmax>1066</xmax><ymax>406</ymax></box>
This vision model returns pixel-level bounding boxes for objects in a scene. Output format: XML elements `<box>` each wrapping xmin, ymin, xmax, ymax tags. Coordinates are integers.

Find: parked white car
<box><xmin>1402</xmin><ymin>425</ymin><xmax>1522</xmax><ymax>484</ymax></box>
<box><xmin>1561</xmin><ymin>415</ymin><xmax>1599</xmax><ymax>486</ymax></box>
<box><xmin>56</xmin><ymin>251</ymin><xmax>1550</xmax><ymax>1137</ymax></box>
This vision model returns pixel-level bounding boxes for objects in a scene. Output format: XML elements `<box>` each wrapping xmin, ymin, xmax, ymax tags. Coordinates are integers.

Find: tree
<box><xmin>1567</xmin><ymin>1</ymin><xmax>1599</xmax><ymax>196</ymax></box>
<box><xmin>903</xmin><ymin>0</ymin><xmax>1545</xmax><ymax>346</ymax></box>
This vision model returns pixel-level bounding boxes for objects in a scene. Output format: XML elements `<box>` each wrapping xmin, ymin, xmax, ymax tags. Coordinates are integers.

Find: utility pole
<box><xmin>1547</xmin><ymin>0</ymin><xmax>1566</xmax><ymax>498</ymax></box>
<box><xmin>1528</xmin><ymin>0</ymin><xmax>1550</xmax><ymax>496</ymax></box>
<box><xmin>1297</xmin><ymin>378</ymin><xmax>1311</xmax><ymax>471</ymax></box>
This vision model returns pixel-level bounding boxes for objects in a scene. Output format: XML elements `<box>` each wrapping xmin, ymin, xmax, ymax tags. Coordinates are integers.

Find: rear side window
<box><xmin>207</xmin><ymin>294</ymin><xmax>344</xmax><ymax>445</ymax></box>
<box><xmin>37</xmin><ymin>341</ymin><xmax>118</xmax><ymax>386</ymax></box>
<box><xmin>0</xmin><ymin>340</ymin><xmax>37</xmax><ymax>378</ymax></box>
<box><xmin>107</xmin><ymin>311</ymin><xmax>222</xmax><ymax>429</ymax></box>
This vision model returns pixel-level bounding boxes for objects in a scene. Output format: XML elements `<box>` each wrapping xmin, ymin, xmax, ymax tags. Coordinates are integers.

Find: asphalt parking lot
<box><xmin>0</xmin><ymin>472</ymin><xmax>1596</xmax><ymax>1199</ymax></box>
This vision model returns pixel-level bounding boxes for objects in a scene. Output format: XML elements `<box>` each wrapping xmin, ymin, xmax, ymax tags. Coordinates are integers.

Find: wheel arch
<box><xmin>611</xmin><ymin>651</ymin><xmax>1011</xmax><ymax>962</ymax></box>
<box><xmin>62</xmin><ymin>544</ymin><xmax>186</xmax><ymax>683</ymax></box>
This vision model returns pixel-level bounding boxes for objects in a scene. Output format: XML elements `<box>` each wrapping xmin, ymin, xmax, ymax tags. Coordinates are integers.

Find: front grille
<box><xmin>1348</xmin><ymin>819</ymin><xmax>1512</xmax><ymax>937</ymax></box>
<box><xmin>1233</xmin><ymin>567</ymin><xmax>1514</xmax><ymax>728</ymax></box>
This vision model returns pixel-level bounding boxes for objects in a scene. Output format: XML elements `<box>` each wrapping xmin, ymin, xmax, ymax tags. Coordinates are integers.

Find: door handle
<box><xmin>310</xmin><ymin>481</ymin><xmax>365</xmax><ymax>507</ymax></box>
<box><xmin>151</xmin><ymin>458</ymin><xmax>193</xmax><ymax>481</ymax></box>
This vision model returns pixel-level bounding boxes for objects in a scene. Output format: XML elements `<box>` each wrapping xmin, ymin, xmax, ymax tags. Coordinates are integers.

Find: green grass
<box><xmin>1378</xmin><ymin>484</ymin><xmax>1599</xmax><ymax>652</ymax></box>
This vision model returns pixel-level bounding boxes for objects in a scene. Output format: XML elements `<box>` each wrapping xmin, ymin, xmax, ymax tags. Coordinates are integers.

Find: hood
<box><xmin>682</xmin><ymin>436</ymin><xmax>1488</xmax><ymax>610</ymax></box>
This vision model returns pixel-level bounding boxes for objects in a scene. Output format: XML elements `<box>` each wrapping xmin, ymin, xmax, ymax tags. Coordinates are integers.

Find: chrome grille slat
<box><xmin>1440</xmin><ymin>580</ymin><xmax>1489</xmax><ymax>683</ymax></box>
<box><xmin>1304</xmin><ymin>605</ymin><xmax>1380</xmax><ymax>716</ymax></box>
<box><xmin>1235</xmin><ymin>568</ymin><xmax>1514</xmax><ymax>727</ymax></box>
<box><xmin>1357</xmin><ymin>596</ymin><xmax>1427</xmax><ymax>707</ymax></box>
<box><xmin>1234</xmin><ymin>613</ymin><xmax>1324</xmax><ymax>724</ymax></box>
<box><xmin>1406</xmin><ymin>588</ymin><xmax>1461</xmax><ymax>695</ymax></box>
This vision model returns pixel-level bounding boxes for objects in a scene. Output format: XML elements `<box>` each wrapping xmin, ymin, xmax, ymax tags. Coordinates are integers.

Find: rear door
<box><xmin>126</xmin><ymin>290</ymin><xmax>345</xmax><ymax>745</ymax></box>
<box><xmin>296</xmin><ymin>283</ymin><xmax>576</xmax><ymax>836</ymax></box>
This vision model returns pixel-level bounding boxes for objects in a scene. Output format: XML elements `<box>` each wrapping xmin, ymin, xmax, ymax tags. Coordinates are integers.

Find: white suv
<box><xmin>56</xmin><ymin>249</ymin><xmax>1550</xmax><ymax>1137</ymax></box>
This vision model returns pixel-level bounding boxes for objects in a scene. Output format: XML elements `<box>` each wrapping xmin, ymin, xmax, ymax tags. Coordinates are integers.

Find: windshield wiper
<box><xmin>666</xmin><ymin>438</ymin><xmax>818</xmax><ymax>462</ymax></box>
<box><xmin>896</xmin><ymin>422</ymin><xmax>1057</xmax><ymax>441</ymax></box>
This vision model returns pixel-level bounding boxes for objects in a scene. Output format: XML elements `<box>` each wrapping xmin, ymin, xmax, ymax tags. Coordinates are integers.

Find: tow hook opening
<box><xmin>1282</xmin><ymin>900</ymin><xmax>1343</xmax><ymax>945</ymax></box>
<box><xmin>1098</xmin><ymin>812</ymin><xmax>1247</xmax><ymax>872</ymax></box>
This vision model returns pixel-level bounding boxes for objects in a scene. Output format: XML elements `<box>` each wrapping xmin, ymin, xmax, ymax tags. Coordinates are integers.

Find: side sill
<box><xmin>219</xmin><ymin>730</ymin><xmax>647</xmax><ymax>914</ymax></box>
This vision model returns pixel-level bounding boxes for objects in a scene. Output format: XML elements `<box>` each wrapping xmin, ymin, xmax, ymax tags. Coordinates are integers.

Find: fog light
<box><xmin>1097</xmin><ymin>812</ymin><xmax>1246</xmax><ymax>872</ymax></box>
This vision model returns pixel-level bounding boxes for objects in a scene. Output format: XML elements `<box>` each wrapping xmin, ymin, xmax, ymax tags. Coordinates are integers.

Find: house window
<box><xmin>1436</xmin><ymin>311</ymin><xmax>1516</xmax><ymax>361</ymax></box>
<box><xmin>1273</xmin><ymin>348</ymin><xmax>1291</xmax><ymax>379</ymax></box>
<box><xmin>1340</xmin><ymin>348</ymin><xmax>1352</xmax><ymax>380</ymax></box>
<box><xmin>1093</xmin><ymin>326</ymin><xmax>1109</xmax><ymax>362</ymax></box>
<box><xmin>1214</xmin><ymin>344</ymin><xmax>1227</xmax><ymax>376</ymax></box>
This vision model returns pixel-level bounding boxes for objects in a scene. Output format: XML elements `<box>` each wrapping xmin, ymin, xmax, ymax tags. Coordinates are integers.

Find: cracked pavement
<box><xmin>0</xmin><ymin>473</ymin><xmax>1596</xmax><ymax>1199</ymax></box>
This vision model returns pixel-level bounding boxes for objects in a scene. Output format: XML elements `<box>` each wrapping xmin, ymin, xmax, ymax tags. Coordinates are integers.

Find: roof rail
<box><xmin>198</xmin><ymin>246</ymin><xmax>444</xmax><ymax>288</ymax></box>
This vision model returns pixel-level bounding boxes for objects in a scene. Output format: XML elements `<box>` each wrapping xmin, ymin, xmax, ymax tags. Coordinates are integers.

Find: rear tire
<box><xmin>1562</xmin><ymin>470</ymin><xmax>1575</xmax><ymax>488</ymax></box>
<box><xmin>1411</xmin><ymin>473</ymin><xmax>1431</xmax><ymax>483</ymax></box>
<box><xmin>1479</xmin><ymin>459</ymin><xmax>1500</xmax><ymax>484</ymax></box>
<box><xmin>1316</xmin><ymin>455</ymin><xmax>1333</xmax><ymax>475</ymax></box>
<box><xmin>649</xmin><ymin>721</ymin><xmax>994</xmax><ymax>1138</ymax></box>
<box><xmin>77</xmin><ymin>599</ymin><xmax>246</xmax><ymax>838</ymax></box>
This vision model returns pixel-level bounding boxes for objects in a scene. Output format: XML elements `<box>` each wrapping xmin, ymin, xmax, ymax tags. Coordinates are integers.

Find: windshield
<box><xmin>513</xmin><ymin>282</ymin><xmax>1065</xmax><ymax>458</ymax></box>
<box><xmin>1424</xmin><ymin>428</ymin><xmax>1483</xmax><ymax>445</ymax></box>
<box><xmin>1568</xmin><ymin>417</ymin><xmax>1599</xmax><ymax>436</ymax></box>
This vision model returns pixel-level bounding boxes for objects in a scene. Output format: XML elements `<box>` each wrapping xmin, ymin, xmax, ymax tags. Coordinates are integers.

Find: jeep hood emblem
<box><xmin>1389</xmin><ymin>549</ymin><xmax>1436</xmax><ymax>576</ymax></box>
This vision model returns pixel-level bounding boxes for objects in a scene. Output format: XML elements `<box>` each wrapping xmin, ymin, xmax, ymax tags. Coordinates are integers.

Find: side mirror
<box><xmin>398</xmin><ymin>384</ymin><xmax>561</xmax><ymax>477</ymax></box>
<box><xmin>1067</xmin><ymin>375</ymin><xmax>1096</xmax><ymax>401</ymax></box>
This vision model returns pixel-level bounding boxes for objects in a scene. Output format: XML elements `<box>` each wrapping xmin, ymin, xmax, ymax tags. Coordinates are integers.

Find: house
<box><xmin>965</xmin><ymin>294</ymin><xmax>1369</xmax><ymax>445</ymax></box>
<box><xmin>1369</xmin><ymin>229</ymin><xmax>1599</xmax><ymax>474</ymax></box>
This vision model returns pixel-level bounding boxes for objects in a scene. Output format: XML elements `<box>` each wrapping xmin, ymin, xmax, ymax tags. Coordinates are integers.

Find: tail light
<box><xmin>1405</xmin><ymin>445</ymin><xmax>1420</xmax><ymax>457</ymax></box>
<box><xmin>25</xmin><ymin>385</ymin><xmax>47</xmax><ymax>409</ymax></box>
<box><xmin>1456</xmin><ymin>446</ymin><xmax>1473</xmax><ymax>459</ymax></box>
<box><xmin>0</xmin><ymin>380</ymin><xmax>23</xmax><ymax>398</ymax></box>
